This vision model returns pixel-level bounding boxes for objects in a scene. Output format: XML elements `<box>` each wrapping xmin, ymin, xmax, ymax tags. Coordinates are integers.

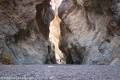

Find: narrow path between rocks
<box><xmin>49</xmin><ymin>0</ymin><xmax>66</xmax><ymax>64</ymax></box>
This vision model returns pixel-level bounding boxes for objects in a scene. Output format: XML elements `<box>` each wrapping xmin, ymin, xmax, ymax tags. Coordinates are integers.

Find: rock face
<box><xmin>0</xmin><ymin>0</ymin><xmax>120</xmax><ymax>65</ymax></box>
<box><xmin>58</xmin><ymin>0</ymin><xmax>120</xmax><ymax>64</ymax></box>
<box><xmin>0</xmin><ymin>0</ymin><xmax>51</xmax><ymax>64</ymax></box>
<box><xmin>49</xmin><ymin>0</ymin><xmax>66</xmax><ymax>64</ymax></box>
<box><xmin>49</xmin><ymin>15</ymin><xmax>66</xmax><ymax>64</ymax></box>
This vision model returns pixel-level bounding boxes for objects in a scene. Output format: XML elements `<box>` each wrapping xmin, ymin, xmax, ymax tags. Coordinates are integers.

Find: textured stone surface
<box><xmin>0</xmin><ymin>0</ymin><xmax>120</xmax><ymax>65</ymax></box>
<box><xmin>0</xmin><ymin>65</ymin><xmax>119</xmax><ymax>80</ymax></box>
<box><xmin>49</xmin><ymin>0</ymin><xmax>66</xmax><ymax>64</ymax></box>
<box><xmin>0</xmin><ymin>0</ymin><xmax>49</xmax><ymax>64</ymax></box>
<box><xmin>58</xmin><ymin>0</ymin><xmax>120</xmax><ymax>64</ymax></box>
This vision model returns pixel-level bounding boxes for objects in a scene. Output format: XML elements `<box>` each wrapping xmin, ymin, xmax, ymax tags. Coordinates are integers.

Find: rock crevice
<box><xmin>0</xmin><ymin>0</ymin><xmax>120</xmax><ymax>65</ymax></box>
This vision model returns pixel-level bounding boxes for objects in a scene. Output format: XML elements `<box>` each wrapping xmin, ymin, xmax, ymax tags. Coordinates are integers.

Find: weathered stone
<box><xmin>0</xmin><ymin>0</ymin><xmax>120</xmax><ymax>65</ymax></box>
<box><xmin>58</xmin><ymin>0</ymin><xmax>120</xmax><ymax>64</ymax></box>
<box><xmin>0</xmin><ymin>0</ymin><xmax>50</xmax><ymax>64</ymax></box>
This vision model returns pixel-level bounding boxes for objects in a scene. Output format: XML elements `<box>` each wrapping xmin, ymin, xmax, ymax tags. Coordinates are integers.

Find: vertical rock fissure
<box><xmin>49</xmin><ymin>0</ymin><xmax>66</xmax><ymax>64</ymax></box>
<box><xmin>35</xmin><ymin>0</ymin><xmax>66</xmax><ymax>64</ymax></box>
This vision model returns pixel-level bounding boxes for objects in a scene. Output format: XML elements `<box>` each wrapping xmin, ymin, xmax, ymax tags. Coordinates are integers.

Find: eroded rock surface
<box><xmin>0</xmin><ymin>0</ymin><xmax>51</xmax><ymax>64</ymax></box>
<box><xmin>0</xmin><ymin>0</ymin><xmax>120</xmax><ymax>65</ymax></box>
<box><xmin>58</xmin><ymin>0</ymin><xmax>120</xmax><ymax>64</ymax></box>
<box><xmin>49</xmin><ymin>0</ymin><xmax>66</xmax><ymax>64</ymax></box>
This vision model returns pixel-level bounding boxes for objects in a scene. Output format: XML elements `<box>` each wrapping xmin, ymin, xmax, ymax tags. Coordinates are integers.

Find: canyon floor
<box><xmin>0</xmin><ymin>64</ymin><xmax>119</xmax><ymax>80</ymax></box>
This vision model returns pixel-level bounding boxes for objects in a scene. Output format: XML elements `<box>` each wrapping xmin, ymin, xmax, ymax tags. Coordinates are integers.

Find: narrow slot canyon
<box><xmin>49</xmin><ymin>0</ymin><xmax>66</xmax><ymax>64</ymax></box>
<box><xmin>35</xmin><ymin>0</ymin><xmax>66</xmax><ymax>64</ymax></box>
<box><xmin>49</xmin><ymin>15</ymin><xmax>65</xmax><ymax>64</ymax></box>
<box><xmin>0</xmin><ymin>0</ymin><xmax>120</xmax><ymax>65</ymax></box>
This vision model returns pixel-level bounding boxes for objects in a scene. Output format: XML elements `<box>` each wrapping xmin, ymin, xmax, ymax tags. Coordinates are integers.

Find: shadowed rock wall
<box><xmin>0</xmin><ymin>0</ymin><xmax>51</xmax><ymax>64</ymax></box>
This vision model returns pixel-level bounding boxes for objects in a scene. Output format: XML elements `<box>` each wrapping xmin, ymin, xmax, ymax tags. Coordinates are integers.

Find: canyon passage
<box><xmin>0</xmin><ymin>0</ymin><xmax>120</xmax><ymax>65</ymax></box>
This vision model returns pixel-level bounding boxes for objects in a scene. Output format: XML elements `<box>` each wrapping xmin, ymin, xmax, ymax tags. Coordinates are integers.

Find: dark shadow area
<box><xmin>36</xmin><ymin>0</ymin><xmax>55</xmax><ymax>40</ymax></box>
<box><xmin>36</xmin><ymin>0</ymin><xmax>56</xmax><ymax>64</ymax></box>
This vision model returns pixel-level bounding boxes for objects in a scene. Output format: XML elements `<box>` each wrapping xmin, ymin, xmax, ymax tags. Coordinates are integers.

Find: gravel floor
<box><xmin>0</xmin><ymin>65</ymin><xmax>119</xmax><ymax>80</ymax></box>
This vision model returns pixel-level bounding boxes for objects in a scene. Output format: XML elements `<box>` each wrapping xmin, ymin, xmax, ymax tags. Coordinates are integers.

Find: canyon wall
<box><xmin>0</xmin><ymin>0</ymin><xmax>120</xmax><ymax>65</ymax></box>
<box><xmin>59</xmin><ymin>0</ymin><xmax>120</xmax><ymax>64</ymax></box>
<box><xmin>0</xmin><ymin>0</ymin><xmax>51</xmax><ymax>64</ymax></box>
